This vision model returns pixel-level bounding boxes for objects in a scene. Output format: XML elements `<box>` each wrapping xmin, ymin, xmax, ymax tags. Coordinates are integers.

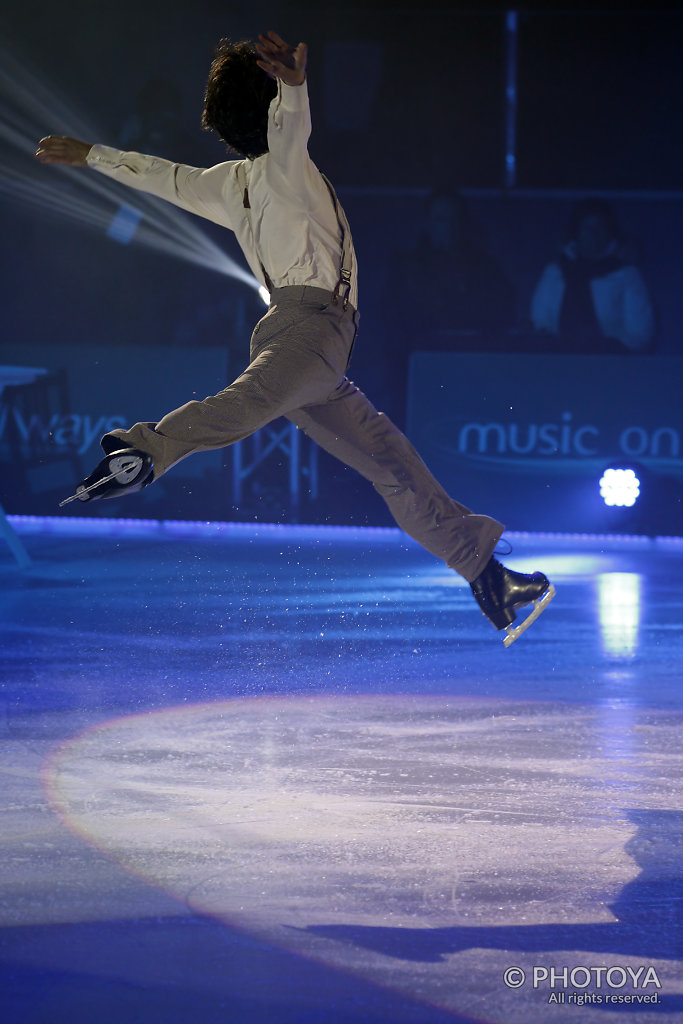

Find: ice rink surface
<box><xmin>1</xmin><ymin>517</ymin><xmax>682</xmax><ymax>1023</ymax></box>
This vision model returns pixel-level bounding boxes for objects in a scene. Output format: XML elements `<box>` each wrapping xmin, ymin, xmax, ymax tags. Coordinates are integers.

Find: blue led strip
<box><xmin>6</xmin><ymin>514</ymin><xmax>681</xmax><ymax>548</ymax></box>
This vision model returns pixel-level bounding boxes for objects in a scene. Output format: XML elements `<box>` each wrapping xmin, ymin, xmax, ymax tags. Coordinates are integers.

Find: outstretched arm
<box><xmin>255</xmin><ymin>30</ymin><xmax>307</xmax><ymax>86</ymax></box>
<box><xmin>35</xmin><ymin>136</ymin><xmax>92</xmax><ymax>166</ymax></box>
<box><xmin>35</xmin><ymin>136</ymin><xmax>240</xmax><ymax>232</ymax></box>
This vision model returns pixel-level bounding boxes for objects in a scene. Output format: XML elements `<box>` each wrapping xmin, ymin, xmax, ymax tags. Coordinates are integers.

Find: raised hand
<box><xmin>255</xmin><ymin>30</ymin><xmax>307</xmax><ymax>87</ymax></box>
<box><xmin>35</xmin><ymin>136</ymin><xmax>92</xmax><ymax>167</ymax></box>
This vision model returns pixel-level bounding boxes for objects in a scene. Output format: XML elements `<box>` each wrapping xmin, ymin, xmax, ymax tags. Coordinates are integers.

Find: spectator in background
<box><xmin>385</xmin><ymin>189</ymin><xmax>515</xmax><ymax>424</ymax></box>
<box><xmin>398</xmin><ymin>190</ymin><xmax>516</xmax><ymax>346</ymax></box>
<box><xmin>531</xmin><ymin>199</ymin><xmax>655</xmax><ymax>353</ymax></box>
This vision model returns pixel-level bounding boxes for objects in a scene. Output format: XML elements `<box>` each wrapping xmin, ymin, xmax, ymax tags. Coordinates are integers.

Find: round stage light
<box><xmin>599</xmin><ymin>468</ymin><xmax>641</xmax><ymax>507</ymax></box>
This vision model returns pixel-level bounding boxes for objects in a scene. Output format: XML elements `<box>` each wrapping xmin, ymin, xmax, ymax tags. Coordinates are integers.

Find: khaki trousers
<box><xmin>105</xmin><ymin>286</ymin><xmax>503</xmax><ymax>582</ymax></box>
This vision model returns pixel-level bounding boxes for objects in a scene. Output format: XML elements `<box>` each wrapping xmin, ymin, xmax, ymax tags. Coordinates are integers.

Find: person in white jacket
<box><xmin>531</xmin><ymin>199</ymin><xmax>654</xmax><ymax>354</ymax></box>
<box><xmin>35</xmin><ymin>30</ymin><xmax>554</xmax><ymax>645</ymax></box>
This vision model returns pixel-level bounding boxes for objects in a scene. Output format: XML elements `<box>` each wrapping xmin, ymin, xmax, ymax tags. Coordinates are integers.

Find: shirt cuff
<box><xmin>87</xmin><ymin>144</ymin><xmax>123</xmax><ymax>168</ymax></box>
<box><xmin>278</xmin><ymin>78</ymin><xmax>309</xmax><ymax>112</ymax></box>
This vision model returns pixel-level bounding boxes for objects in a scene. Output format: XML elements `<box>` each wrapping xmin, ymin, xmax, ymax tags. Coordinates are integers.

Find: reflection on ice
<box><xmin>597</xmin><ymin>573</ymin><xmax>642</xmax><ymax>659</ymax></box>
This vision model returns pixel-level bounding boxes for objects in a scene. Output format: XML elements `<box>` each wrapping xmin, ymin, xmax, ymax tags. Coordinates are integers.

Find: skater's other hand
<box><xmin>35</xmin><ymin>136</ymin><xmax>92</xmax><ymax>167</ymax></box>
<box><xmin>255</xmin><ymin>30</ymin><xmax>307</xmax><ymax>87</ymax></box>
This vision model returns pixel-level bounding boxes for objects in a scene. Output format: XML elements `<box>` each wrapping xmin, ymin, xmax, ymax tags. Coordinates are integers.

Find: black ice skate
<box><xmin>470</xmin><ymin>557</ymin><xmax>555</xmax><ymax>647</ymax></box>
<box><xmin>59</xmin><ymin>449</ymin><xmax>153</xmax><ymax>507</ymax></box>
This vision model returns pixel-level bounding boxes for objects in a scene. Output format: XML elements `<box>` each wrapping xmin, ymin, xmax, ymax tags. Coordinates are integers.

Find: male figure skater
<box><xmin>35</xmin><ymin>31</ymin><xmax>554</xmax><ymax>645</ymax></box>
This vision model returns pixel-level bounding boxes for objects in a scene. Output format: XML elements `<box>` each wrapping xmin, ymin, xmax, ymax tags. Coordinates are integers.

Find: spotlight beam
<box><xmin>0</xmin><ymin>54</ymin><xmax>97</xmax><ymax>144</ymax></box>
<box><xmin>0</xmin><ymin>45</ymin><xmax>261</xmax><ymax>292</ymax></box>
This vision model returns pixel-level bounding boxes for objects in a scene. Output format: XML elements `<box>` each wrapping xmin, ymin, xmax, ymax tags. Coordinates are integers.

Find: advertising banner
<box><xmin>407</xmin><ymin>354</ymin><xmax>683</xmax><ymax>534</ymax></box>
<box><xmin>0</xmin><ymin>344</ymin><xmax>230</xmax><ymax>519</ymax></box>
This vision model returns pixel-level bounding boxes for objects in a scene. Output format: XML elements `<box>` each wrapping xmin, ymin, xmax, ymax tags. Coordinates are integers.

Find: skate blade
<box><xmin>503</xmin><ymin>584</ymin><xmax>556</xmax><ymax>647</ymax></box>
<box><xmin>58</xmin><ymin>468</ymin><xmax>120</xmax><ymax>507</ymax></box>
<box><xmin>59</xmin><ymin>453</ymin><xmax>150</xmax><ymax>508</ymax></box>
<box><xmin>58</xmin><ymin>491</ymin><xmax>84</xmax><ymax>507</ymax></box>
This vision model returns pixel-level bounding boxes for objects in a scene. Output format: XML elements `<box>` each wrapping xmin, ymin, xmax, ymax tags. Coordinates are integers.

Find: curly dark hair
<box><xmin>201</xmin><ymin>39</ymin><xmax>278</xmax><ymax>159</ymax></box>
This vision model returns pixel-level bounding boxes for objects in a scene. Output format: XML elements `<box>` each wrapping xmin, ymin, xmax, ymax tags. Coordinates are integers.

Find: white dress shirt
<box><xmin>87</xmin><ymin>80</ymin><xmax>358</xmax><ymax>309</ymax></box>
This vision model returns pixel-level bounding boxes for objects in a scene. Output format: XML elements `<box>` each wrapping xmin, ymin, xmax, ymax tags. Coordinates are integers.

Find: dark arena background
<box><xmin>1</xmin><ymin>3</ymin><xmax>682</xmax><ymax>1023</ymax></box>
